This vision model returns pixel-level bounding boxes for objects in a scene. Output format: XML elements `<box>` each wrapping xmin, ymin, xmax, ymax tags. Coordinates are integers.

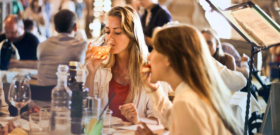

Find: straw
<box><xmin>98</xmin><ymin>92</ymin><xmax>115</xmax><ymax>119</ymax></box>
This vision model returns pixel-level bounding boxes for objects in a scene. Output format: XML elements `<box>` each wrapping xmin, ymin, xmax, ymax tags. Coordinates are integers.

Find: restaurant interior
<box><xmin>0</xmin><ymin>0</ymin><xmax>279</xmax><ymax>135</ymax></box>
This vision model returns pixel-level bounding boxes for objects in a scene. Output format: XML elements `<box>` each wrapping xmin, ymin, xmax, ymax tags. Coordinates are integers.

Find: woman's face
<box><xmin>202</xmin><ymin>33</ymin><xmax>217</xmax><ymax>55</ymax></box>
<box><xmin>105</xmin><ymin>16</ymin><xmax>130</xmax><ymax>54</ymax></box>
<box><xmin>147</xmin><ymin>49</ymin><xmax>170</xmax><ymax>83</ymax></box>
<box><xmin>33</xmin><ymin>1</ymin><xmax>39</xmax><ymax>8</ymax></box>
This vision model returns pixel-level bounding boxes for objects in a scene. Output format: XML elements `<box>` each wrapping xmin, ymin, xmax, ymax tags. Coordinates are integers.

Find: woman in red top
<box><xmin>85</xmin><ymin>6</ymin><xmax>160</xmax><ymax>124</ymax></box>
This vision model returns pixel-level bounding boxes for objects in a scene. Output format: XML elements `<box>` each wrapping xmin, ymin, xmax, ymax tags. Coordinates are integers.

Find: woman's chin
<box><xmin>150</xmin><ymin>76</ymin><xmax>158</xmax><ymax>84</ymax></box>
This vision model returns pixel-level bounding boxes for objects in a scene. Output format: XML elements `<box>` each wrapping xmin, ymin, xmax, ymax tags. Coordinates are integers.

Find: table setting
<box><xmin>0</xmin><ymin>71</ymin><xmax>167</xmax><ymax>135</ymax></box>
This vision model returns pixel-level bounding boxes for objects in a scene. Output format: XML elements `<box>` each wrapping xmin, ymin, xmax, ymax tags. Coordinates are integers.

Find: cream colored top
<box><xmin>147</xmin><ymin>82</ymin><xmax>231</xmax><ymax>135</ymax></box>
<box><xmin>93</xmin><ymin>67</ymin><xmax>170</xmax><ymax>123</ymax></box>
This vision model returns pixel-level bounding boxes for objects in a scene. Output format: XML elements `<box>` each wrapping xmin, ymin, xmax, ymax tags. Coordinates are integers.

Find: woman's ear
<box><xmin>165</xmin><ymin>57</ymin><xmax>171</xmax><ymax>67</ymax></box>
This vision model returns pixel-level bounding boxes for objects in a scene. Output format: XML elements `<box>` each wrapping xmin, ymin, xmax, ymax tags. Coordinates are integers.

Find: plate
<box><xmin>0</xmin><ymin>116</ymin><xmax>17</xmax><ymax>121</ymax></box>
<box><xmin>21</xmin><ymin>111</ymin><xmax>29</xmax><ymax>120</ymax></box>
<box><xmin>0</xmin><ymin>117</ymin><xmax>29</xmax><ymax>131</ymax></box>
<box><xmin>104</xmin><ymin>116</ymin><xmax>123</xmax><ymax>126</ymax></box>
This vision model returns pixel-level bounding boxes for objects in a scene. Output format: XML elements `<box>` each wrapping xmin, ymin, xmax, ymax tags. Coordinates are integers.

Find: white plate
<box><xmin>0</xmin><ymin>117</ymin><xmax>29</xmax><ymax>131</ymax></box>
<box><xmin>0</xmin><ymin>116</ymin><xmax>17</xmax><ymax>121</ymax></box>
<box><xmin>104</xmin><ymin>116</ymin><xmax>122</xmax><ymax>126</ymax></box>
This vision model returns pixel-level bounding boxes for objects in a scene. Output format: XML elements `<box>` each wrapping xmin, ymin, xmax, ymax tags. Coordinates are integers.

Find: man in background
<box><xmin>139</xmin><ymin>0</ymin><xmax>172</xmax><ymax>52</ymax></box>
<box><xmin>0</xmin><ymin>15</ymin><xmax>39</xmax><ymax>69</ymax></box>
<box><xmin>23</xmin><ymin>19</ymin><xmax>47</xmax><ymax>42</ymax></box>
<box><xmin>37</xmin><ymin>9</ymin><xmax>87</xmax><ymax>86</ymax></box>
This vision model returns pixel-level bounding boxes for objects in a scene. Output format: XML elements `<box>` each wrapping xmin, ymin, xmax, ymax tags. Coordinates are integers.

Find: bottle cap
<box><xmin>69</xmin><ymin>61</ymin><xmax>79</xmax><ymax>67</ymax></box>
<box><xmin>57</xmin><ymin>65</ymin><xmax>69</xmax><ymax>73</ymax></box>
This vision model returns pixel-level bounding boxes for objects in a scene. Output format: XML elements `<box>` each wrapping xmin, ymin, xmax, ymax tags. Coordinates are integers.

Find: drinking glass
<box><xmin>8</xmin><ymin>75</ymin><xmax>31</xmax><ymax>127</ymax></box>
<box><xmin>84</xmin><ymin>35</ymin><xmax>112</xmax><ymax>68</ymax></box>
<box><xmin>29</xmin><ymin>113</ymin><xmax>41</xmax><ymax>132</ymax></box>
<box><xmin>29</xmin><ymin>109</ymin><xmax>50</xmax><ymax>133</ymax></box>
<box><xmin>103</xmin><ymin>109</ymin><xmax>113</xmax><ymax>134</ymax></box>
<box><xmin>84</xmin><ymin>109</ymin><xmax>104</xmax><ymax>135</ymax></box>
<box><xmin>89</xmin><ymin>35</ymin><xmax>111</xmax><ymax>59</ymax></box>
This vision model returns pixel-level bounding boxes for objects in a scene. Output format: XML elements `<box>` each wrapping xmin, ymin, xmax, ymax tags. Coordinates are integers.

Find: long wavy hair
<box><xmin>153</xmin><ymin>24</ymin><xmax>243</xmax><ymax>135</ymax></box>
<box><xmin>102</xmin><ymin>6</ymin><xmax>149</xmax><ymax>103</ymax></box>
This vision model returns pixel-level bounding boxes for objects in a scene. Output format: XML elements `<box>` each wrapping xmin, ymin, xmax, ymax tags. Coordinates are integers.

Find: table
<box><xmin>229</xmin><ymin>91</ymin><xmax>262</xmax><ymax>128</ymax></box>
<box><xmin>0</xmin><ymin>116</ymin><xmax>169</xmax><ymax>135</ymax></box>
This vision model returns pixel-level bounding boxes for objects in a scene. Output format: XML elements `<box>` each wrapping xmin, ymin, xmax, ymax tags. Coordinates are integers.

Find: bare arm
<box><xmin>9</xmin><ymin>60</ymin><xmax>38</xmax><ymax>69</ymax></box>
<box><xmin>84</xmin><ymin>42</ymin><xmax>106</xmax><ymax>97</ymax></box>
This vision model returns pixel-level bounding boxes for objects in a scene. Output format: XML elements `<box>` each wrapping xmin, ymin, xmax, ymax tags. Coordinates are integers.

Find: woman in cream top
<box><xmin>136</xmin><ymin>24</ymin><xmax>243</xmax><ymax>135</ymax></box>
<box><xmin>85</xmin><ymin>6</ymin><xmax>170</xmax><ymax>125</ymax></box>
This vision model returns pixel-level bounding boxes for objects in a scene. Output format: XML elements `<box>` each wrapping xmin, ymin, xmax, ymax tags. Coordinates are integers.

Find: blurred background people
<box><xmin>37</xmin><ymin>9</ymin><xmax>87</xmax><ymax>86</ymax></box>
<box><xmin>139</xmin><ymin>0</ymin><xmax>172</xmax><ymax>52</ymax></box>
<box><xmin>0</xmin><ymin>15</ymin><xmax>39</xmax><ymax>69</ymax></box>
<box><xmin>59</xmin><ymin>0</ymin><xmax>76</xmax><ymax>12</ymax></box>
<box><xmin>202</xmin><ymin>29</ymin><xmax>236</xmax><ymax>71</ymax></box>
<box><xmin>12</xmin><ymin>0</ymin><xmax>25</xmax><ymax>18</ymax></box>
<box><xmin>74</xmin><ymin>0</ymin><xmax>86</xmax><ymax>29</ymax></box>
<box><xmin>222</xmin><ymin>42</ymin><xmax>250</xmax><ymax>78</ymax></box>
<box><xmin>23</xmin><ymin>0</ymin><xmax>48</xmax><ymax>36</ymax></box>
<box><xmin>23</xmin><ymin>19</ymin><xmax>47</xmax><ymax>42</ymax></box>
<box><xmin>43</xmin><ymin>0</ymin><xmax>53</xmax><ymax>37</ymax></box>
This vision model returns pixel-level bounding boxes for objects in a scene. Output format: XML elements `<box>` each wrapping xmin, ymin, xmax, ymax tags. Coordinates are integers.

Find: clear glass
<box><xmin>103</xmin><ymin>109</ymin><xmax>113</xmax><ymax>134</ymax></box>
<box><xmin>29</xmin><ymin>113</ymin><xmax>41</xmax><ymax>132</ymax></box>
<box><xmin>40</xmin><ymin>109</ymin><xmax>50</xmax><ymax>132</ymax></box>
<box><xmin>29</xmin><ymin>109</ymin><xmax>50</xmax><ymax>133</ymax></box>
<box><xmin>84</xmin><ymin>109</ymin><xmax>104</xmax><ymax>135</ymax></box>
<box><xmin>8</xmin><ymin>75</ymin><xmax>31</xmax><ymax>127</ymax></box>
<box><xmin>83</xmin><ymin>35</ymin><xmax>112</xmax><ymax>69</ymax></box>
<box><xmin>49</xmin><ymin>66</ymin><xmax>72</xmax><ymax>134</ymax></box>
<box><xmin>86</xmin><ymin>35</ymin><xmax>112</xmax><ymax>65</ymax></box>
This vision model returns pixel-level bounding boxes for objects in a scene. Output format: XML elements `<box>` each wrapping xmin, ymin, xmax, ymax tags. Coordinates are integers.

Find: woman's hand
<box><xmin>241</xmin><ymin>54</ymin><xmax>250</xmax><ymax>62</ymax></box>
<box><xmin>119</xmin><ymin>103</ymin><xmax>140</xmax><ymax>125</ymax></box>
<box><xmin>135</xmin><ymin>123</ymin><xmax>154</xmax><ymax>135</ymax></box>
<box><xmin>85</xmin><ymin>43</ymin><xmax>108</xmax><ymax>73</ymax></box>
<box><xmin>141</xmin><ymin>66</ymin><xmax>159</xmax><ymax>93</ymax></box>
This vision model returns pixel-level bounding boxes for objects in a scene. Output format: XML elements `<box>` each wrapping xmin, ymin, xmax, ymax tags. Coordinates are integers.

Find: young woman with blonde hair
<box><xmin>85</xmin><ymin>6</ymin><xmax>164</xmax><ymax>125</ymax></box>
<box><xmin>201</xmin><ymin>29</ymin><xmax>236</xmax><ymax>71</ymax></box>
<box><xmin>137</xmin><ymin>24</ymin><xmax>243</xmax><ymax>134</ymax></box>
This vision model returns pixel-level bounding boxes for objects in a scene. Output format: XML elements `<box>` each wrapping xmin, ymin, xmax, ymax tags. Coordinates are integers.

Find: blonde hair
<box><xmin>103</xmin><ymin>6</ymin><xmax>149</xmax><ymax>103</ymax></box>
<box><xmin>201</xmin><ymin>29</ymin><xmax>225</xmax><ymax>62</ymax></box>
<box><xmin>153</xmin><ymin>24</ymin><xmax>243</xmax><ymax>135</ymax></box>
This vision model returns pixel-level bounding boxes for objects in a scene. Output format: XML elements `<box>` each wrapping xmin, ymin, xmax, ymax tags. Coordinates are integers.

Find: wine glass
<box><xmin>8</xmin><ymin>75</ymin><xmax>31</xmax><ymax>127</ymax></box>
<box><xmin>84</xmin><ymin>35</ymin><xmax>112</xmax><ymax>68</ymax></box>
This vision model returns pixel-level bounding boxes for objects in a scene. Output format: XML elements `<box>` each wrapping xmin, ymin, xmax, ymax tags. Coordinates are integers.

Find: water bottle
<box><xmin>49</xmin><ymin>65</ymin><xmax>72</xmax><ymax>134</ymax></box>
<box><xmin>0</xmin><ymin>39</ymin><xmax>14</xmax><ymax>70</ymax></box>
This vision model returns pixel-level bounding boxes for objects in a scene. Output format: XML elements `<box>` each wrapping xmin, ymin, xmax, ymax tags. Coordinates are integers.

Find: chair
<box><xmin>30</xmin><ymin>84</ymin><xmax>56</xmax><ymax>101</ymax></box>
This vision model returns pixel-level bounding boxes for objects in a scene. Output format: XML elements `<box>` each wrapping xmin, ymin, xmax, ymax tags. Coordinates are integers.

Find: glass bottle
<box><xmin>49</xmin><ymin>65</ymin><xmax>72</xmax><ymax>134</ymax></box>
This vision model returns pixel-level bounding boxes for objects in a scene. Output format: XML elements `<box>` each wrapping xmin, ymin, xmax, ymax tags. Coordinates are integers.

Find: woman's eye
<box><xmin>105</xmin><ymin>32</ymin><xmax>110</xmax><ymax>34</ymax></box>
<box><xmin>115</xmin><ymin>33</ymin><xmax>121</xmax><ymax>35</ymax></box>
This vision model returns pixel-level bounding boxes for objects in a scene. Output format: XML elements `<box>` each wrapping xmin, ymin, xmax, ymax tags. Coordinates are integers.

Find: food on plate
<box><xmin>28</xmin><ymin>105</ymin><xmax>41</xmax><ymax>114</ymax></box>
<box><xmin>9</xmin><ymin>128</ymin><xmax>28</xmax><ymax>135</ymax></box>
<box><xmin>0</xmin><ymin>121</ymin><xmax>19</xmax><ymax>135</ymax></box>
<box><xmin>0</xmin><ymin>123</ymin><xmax>8</xmax><ymax>135</ymax></box>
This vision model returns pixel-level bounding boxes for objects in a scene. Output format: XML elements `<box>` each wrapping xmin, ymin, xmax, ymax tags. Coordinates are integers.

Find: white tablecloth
<box><xmin>1</xmin><ymin>68</ymin><xmax>38</xmax><ymax>83</ymax></box>
<box><xmin>229</xmin><ymin>91</ymin><xmax>262</xmax><ymax>128</ymax></box>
